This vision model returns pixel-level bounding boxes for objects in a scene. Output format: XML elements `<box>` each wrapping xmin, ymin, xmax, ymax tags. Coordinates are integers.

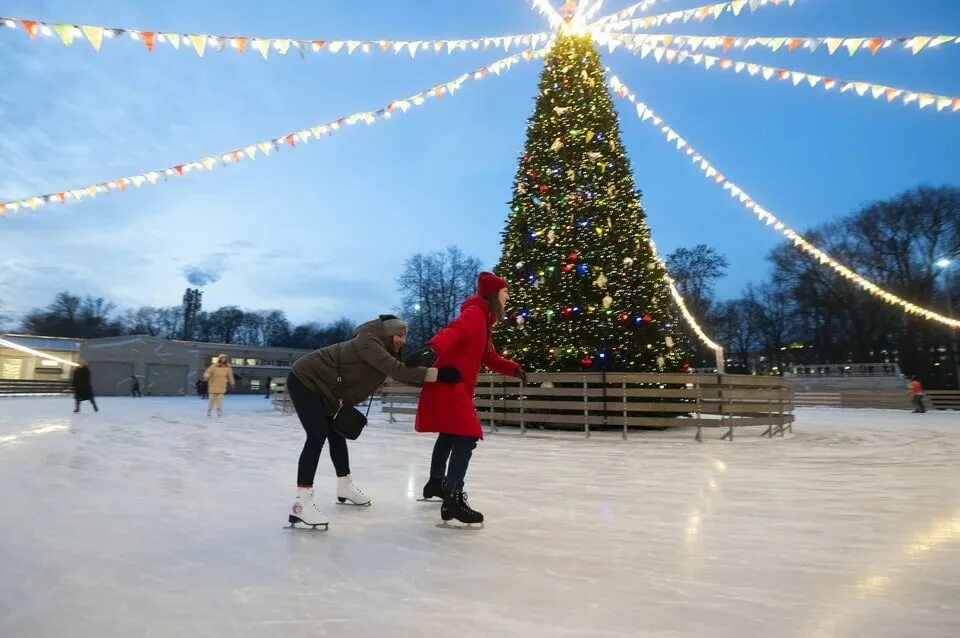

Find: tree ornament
<box><xmin>619</xmin><ymin>312</ymin><xmax>630</xmax><ymax>323</ymax></box>
<box><xmin>517</xmin><ymin>182</ymin><xmax>527</xmax><ymax>194</ymax></box>
<box><xmin>594</xmin><ymin>273</ymin><xmax>608</xmax><ymax>289</ymax></box>
<box><xmin>586</xmin><ymin>151</ymin><xmax>602</xmax><ymax>161</ymax></box>
<box><xmin>550</xmin><ymin>137</ymin><xmax>564</xmax><ymax>152</ymax></box>
<box><xmin>602</xmin><ymin>295</ymin><xmax>613</xmax><ymax>309</ymax></box>
<box><xmin>539</xmin><ymin>184</ymin><xmax>549</xmax><ymax>195</ymax></box>
<box><xmin>547</xmin><ymin>229</ymin><xmax>557</xmax><ymax>243</ymax></box>
<box><xmin>562</xmin><ymin>263</ymin><xmax>574</xmax><ymax>274</ymax></box>
<box><xmin>553</xmin><ymin>106</ymin><xmax>570</xmax><ymax>116</ymax></box>
<box><xmin>623</xmin><ymin>257</ymin><xmax>635</xmax><ymax>267</ymax></box>
<box><xmin>515</xmin><ymin>261</ymin><xmax>524</xmax><ymax>269</ymax></box>
<box><xmin>566</xmin><ymin>169</ymin><xmax>576</xmax><ymax>181</ymax></box>
<box><xmin>585</xmin><ymin>130</ymin><xmax>595</xmax><ymax>143</ymax></box>
<box><xmin>665</xmin><ymin>336</ymin><xmax>674</xmax><ymax>348</ymax></box>
<box><xmin>562</xmin><ymin>306</ymin><xmax>573</xmax><ymax>318</ymax></box>
<box><xmin>643</xmin><ymin>314</ymin><xmax>653</xmax><ymax>323</ymax></box>
<box><xmin>656</xmin><ymin>356</ymin><xmax>666</xmax><ymax>368</ymax></box>
<box><xmin>567</xmin><ymin>251</ymin><xmax>579</xmax><ymax>262</ymax></box>
<box><xmin>581</xmin><ymin>355</ymin><xmax>594</xmax><ymax>367</ymax></box>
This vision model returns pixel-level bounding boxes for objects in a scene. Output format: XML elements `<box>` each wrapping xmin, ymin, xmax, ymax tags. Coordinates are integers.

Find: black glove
<box><xmin>437</xmin><ymin>366</ymin><xmax>461</xmax><ymax>383</ymax></box>
<box><xmin>515</xmin><ymin>368</ymin><xmax>528</xmax><ymax>383</ymax></box>
<box><xmin>404</xmin><ymin>346</ymin><xmax>437</xmax><ymax>368</ymax></box>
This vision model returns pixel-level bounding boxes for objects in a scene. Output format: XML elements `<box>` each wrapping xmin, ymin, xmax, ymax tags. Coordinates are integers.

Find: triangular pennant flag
<box><xmin>747</xmin><ymin>63</ymin><xmax>760</xmax><ymax>76</ymax></box>
<box><xmin>719</xmin><ymin>58</ymin><xmax>732</xmax><ymax>70</ymax></box>
<box><xmin>787</xmin><ymin>38</ymin><xmax>803</xmax><ymax>52</ymax></box>
<box><xmin>769</xmin><ymin>37</ymin><xmax>786</xmax><ymax>52</ymax></box>
<box><xmin>806</xmin><ymin>74</ymin><xmax>822</xmax><ymax>87</ymax></box>
<box><xmin>705</xmin><ymin>36</ymin><xmax>721</xmax><ymax>49</ymax></box>
<box><xmin>711</xmin><ymin>4</ymin><xmax>725</xmax><ymax>19</ymax></box>
<box><xmin>329</xmin><ymin>41</ymin><xmax>345</xmax><ymax>54</ymax></box>
<box><xmin>918</xmin><ymin>93</ymin><xmax>935</xmax><ymax>109</ymax></box>
<box><xmin>20</xmin><ymin>20</ymin><xmax>39</xmax><ymax>40</ymax></box>
<box><xmin>258</xmin><ymin>142</ymin><xmax>272</xmax><ymax>155</ymax></box>
<box><xmin>777</xmin><ymin>69</ymin><xmax>790</xmax><ymax>81</ymax></box>
<box><xmin>734</xmin><ymin>61</ymin><xmax>746</xmax><ymax>73</ymax></box>
<box><xmin>749</xmin><ymin>0</ymin><xmax>763</xmax><ymax>10</ymax></box>
<box><xmin>53</xmin><ymin>24</ymin><xmax>75</xmax><ymax>46</ymax></box>
<box><xmin>871</xmin><ymin>85</ymin><xmax>885</xmax><ymax>99</ymax></box>
<box><xmin>162</xmin><ymin>33</ymin><xmax>180</xmax><ymax>49</ymax></box>
<box><xmin>131</xmin><ymin>175</ymin><xmax>146</xmax><ymax>188</ymax></box>
<box><xmin>791</xmin><ymin>72</ymin><xmax>805</xmax><ymax>86</ymax></box>
<box><xmin>823</xmin><ymin>78</ymin><xmax>836</xmax><ymax>90</ymax></box>
<box><xmin>408</xmin><ymin>41</ymin><xmax>420</xmax><ymax>58</ymax></box>
<box><xmin>82</xmin><ymin>25</ymin><xmax>103</xmax><ymax>51</ymax></box>
<box><xmin>868</xmin><ymin>38</ymin><xmax>884</xmax><ymax>55</ymax></box>
<box><xmin>85</xmin><ymin>185</ymin><xmax>97</xmax><ymax>197</ymax></box>
<box><xmin>274</xmin><ymin>39</ymin><xmax>291</xmax><ymax>55</ymax></box>
<box><xmin>244</xmin><ymin>145</ymin><xmax>258</xmax><ymax>159</ymax></box>
<box><xmin>202</xmin><ymin>157</ymin><xmax>216</xmax><ymax>170</ymax></box>
<box><xmin>346</xmin><ymin>40</ymin><xmax>361</xmax><ymax>54</ymax></box>
<box><xmin>662</xmin><ymin>35</ymin><xmax>675</xmax><ymax>49</ymax></box>
<box><xmin>688</xmin><ymin>36</ymin><xmax>704</xmax><ymax>52</ymax></box>
<box><xmin>844</xmin><ymin>38</ymin><xmax>865</xmax><ymax>56</ymax></box>
<box><xmin>654</xmin><ymin>48</ymin><xmax>665</xmax><ymax>63</ymax></box>
<box><xmin>640</xmin><ymin>44</ymin><xmax>652</xmax><ymax>59</ymax></box>
<box><xmin>908</xmin><ymin>36</ymin><xmax>932</xmax><ymax>55</ymax></box>
<box><xmin>284</xmin><ymin>134</ymin><xmax>296</xmax><ymax>147</ymax></box>
<box><xmin>232</xmin><ymin>37</ymin><xmax>248</xmax><ymax>54</ymax></box>
<box><xmin>189</xmin><ymin>34</ymin><xmax>207</xmax><ymax>57</ymax></box>
<box><xmin>732</xmin><ymin>0</ymin><xmax>748</xmax><ymax>16</ymax></box>
<box><xmin>935</xmin><ymin>96</ymin><xmax>952</xmax><ymax>111</ymax></box>
<box><xmin>173</xmin><ymin>165</ymin><xmax>185</xmax><ymax>176</ymax></box>
<box><xmin>930</xmin><ymin>35</ymin><xmax>953</xmax><ymax>48</ymax></box>
<box><xmin>722</xmin><ymin>36</ymin><xmax>735</xmax><ymax>52</ymax></box>
<box><xmin>953</xmin><ymin>98</ymin><xmax>960</xmax><ymax>112</ymax></box>
<box><xmin>825</xmin><ymin>38</ymin><xmax>842</xmax><ymax>55</ymax></box>
<box><xmin>762</xmin><ymin>66</ymin><xmax>774</xmax><ymax>80</ymax></box>
<box><xmin>853</xmin><ymin>82</ymin><xmax>870</xmax><ymax>96</ymax></box>
<box><xmin>252</xmin><ymin>38</ymin><xmax>270</xmax><ymax>59</ymax></box>
<box><xmin>885</xmin><ymin>88</ymin><xmax>901</xmax><ymax>102</ymax></box>
<box><xmin>142</xmin><ymin>31</ymin><xmax>156</xmax><ymax>52</ymax></box>
<box><xmin>704</xmin><ymin>56</ymin><xmax>716</xmax><ymax>70</ymax></box>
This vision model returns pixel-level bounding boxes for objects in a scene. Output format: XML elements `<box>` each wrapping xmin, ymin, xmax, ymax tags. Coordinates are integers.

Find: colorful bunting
<box><xmin>597</xmin><ymin>0</ymin><xmax>796</xmax><ymax>33</ymax></box>
<box><xmin>0</xmin><ymin>15</ymin><xmax>547</xmax><ymax>60</ymax></box>
<box><xmin>622</xmin><ymin>42</ymin><xmax>960</xmax><ymax>114</ymax></box>
<box><xmin>607</xmin><ymin>32</ymin><xmax>960</xmax><ymax>58</ymax></box>
<box><xmin>0</xmin><ymin>46</ymin><xmax>546</xmax><ymax>218</ymax></box>
<box><xmin>608</xmin><ymin>73</ymin><xmax>960</xmax><ymax>329</ymax></box>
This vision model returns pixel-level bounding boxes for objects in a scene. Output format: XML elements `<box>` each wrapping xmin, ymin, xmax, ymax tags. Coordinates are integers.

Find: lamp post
<box><xmin>937</xmin><ymin>258</ymin><xmax>959</xmax><ymax>389</ymax></box>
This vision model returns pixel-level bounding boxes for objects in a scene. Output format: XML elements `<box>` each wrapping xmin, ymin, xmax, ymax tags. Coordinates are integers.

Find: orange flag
<box><xmin>174</xmin><ymin>165</ymin><xmax>185</xmax><ymax>176</ymax></box>
<box><xmin>142</xmin><ymin>31</ymin><xmax>156</xmax><ymax>52</ymax></box>
<box><xmin>868</xmin><ymin>38</ymin><xmax>883</xmax><ymax>55</ymax></box>
<box><xmin>787</xmin><ymin>38</ymin><xmax>803</xmax><ymax>52</ymax></box>
<box><xmin>234</xmin><ymin>37</ymin><xmax>249</xmax><ymax>54</ymax></box>
<box><xmin>20</xmin><ymin>20</ymin><xmax>39</xmax><ymax>40</ymax></box>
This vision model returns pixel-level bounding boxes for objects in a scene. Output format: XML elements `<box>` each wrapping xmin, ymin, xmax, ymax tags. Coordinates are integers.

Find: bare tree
<box><xmin>397</xmin><ymin>246</ymin><xmax>482</xmax><ymax>348</ymax></box>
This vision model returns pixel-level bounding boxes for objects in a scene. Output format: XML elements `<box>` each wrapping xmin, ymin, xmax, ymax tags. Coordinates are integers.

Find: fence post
<box><xmin>622</xmin><ymin>376</ymin><xmax>628</xmax><ymax>441</ymax></box>
<box><xmin>489</xmin><ymin>377</ymin><xmax>497</xmax><ymax>432</ymax></box>
<box><xmin>719</xmin><ymin>374</ymin><xmax>734</xmax><ymax>442</ymax></box>
<box><xmin>583</xmin><ymin>376</ymin><xmax>590</xmax><ymax>439</ymax></box>
<box><xmin>388</xmin><ymin>386</ymin><xmax>397</xmax><ymax>423</ymax></box>
<box><xmin>695</xmin><ymin>375</ymin><xmax>703</xmax><ymax>443</ymax></box>
<box><xmin>519</xmin><ymin>376</ymin><xmax>526</xmax><ymax>437</ymax></box>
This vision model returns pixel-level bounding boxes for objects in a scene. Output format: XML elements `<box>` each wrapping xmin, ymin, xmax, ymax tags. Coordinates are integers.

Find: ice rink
<box><xmin>1</xmin><ymin>395</ymin><xmax>957</xmax><ymax>637</ymax></box>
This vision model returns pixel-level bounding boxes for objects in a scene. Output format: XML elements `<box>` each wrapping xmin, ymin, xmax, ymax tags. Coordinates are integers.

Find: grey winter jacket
<box><xmin>291</xmin><ymin>318</ymin><xmax>428</xmax><ymax>415</ymax></box>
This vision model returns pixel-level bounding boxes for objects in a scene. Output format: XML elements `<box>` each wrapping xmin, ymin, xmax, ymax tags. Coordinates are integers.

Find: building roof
<box><xmin>0</xmin><ymin>334</ymin><xmax>81</xmax><ymax>352</ymax></box>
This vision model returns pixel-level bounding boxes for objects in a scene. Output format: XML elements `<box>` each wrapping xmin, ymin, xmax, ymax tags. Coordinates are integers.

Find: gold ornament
<box><xmin>602</xmin><ymin>295</ymin><xmax>613</xmax><ymax>309</ymax></box>
<box><xmin>594</xmin><ymin>273</ymin><xmax>608</xmax><ymax>289</ymax></box>
<box><xmin>547</xmin><ymin>229</ymin><xmax>557</xmax><ymax>244</ymax></box>
<box><xmin>550</xmin><ymin>137</ymin><xmax>564</xmax><ymax>152</ymax></box>
<box><xmin>553</xmin><ymin>106</ymin><xmax>570</xmax><ymax>116</ymax></box>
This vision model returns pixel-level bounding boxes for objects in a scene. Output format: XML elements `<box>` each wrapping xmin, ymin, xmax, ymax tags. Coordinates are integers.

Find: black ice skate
<box><xmin>418</xmin><ymin>477</ymin><xmax>448</xmax><ymax>502</ymax></box>
<box><xmin>438</xmin><ymin>491</ymin><xmax>484</xmax><ymax>529</ymax></box>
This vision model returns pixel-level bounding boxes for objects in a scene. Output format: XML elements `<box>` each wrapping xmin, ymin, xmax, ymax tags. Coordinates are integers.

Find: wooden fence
<box><xmin>381</xmin><ymin>372</ymin><xmax>794</xmax><ymax>441</ymax></box>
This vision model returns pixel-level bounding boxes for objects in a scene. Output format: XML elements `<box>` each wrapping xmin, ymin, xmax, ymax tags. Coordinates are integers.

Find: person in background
<box><xmin>203</xmin><ymin>354</ymin><xmax>235</xmax><ymax>417</ymax></box>
<box><xmin>909</xmin><ymin>377</ymin><xmax>926</xmax><ymax>413</ymax></box>
<box><xmin>72</xmin><ymin>361</ymin><xmax>98</xmax><ymax>413</ymax></box>
<box><xmin>130</xmin><ymin>375</ymin><xmax>141</xmax><ymax>398</ymax></box>
<box><xmin>195</xmin><ymin>377</ymin><xmax>209</xmax><ymax>400</ymax></box>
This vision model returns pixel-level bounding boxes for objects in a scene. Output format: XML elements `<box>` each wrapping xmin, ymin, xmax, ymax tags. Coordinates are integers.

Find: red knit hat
<box><xmin>477</xmin><ymin>272</ymin><xmax>509</xmax><ymax>297</ymax></box>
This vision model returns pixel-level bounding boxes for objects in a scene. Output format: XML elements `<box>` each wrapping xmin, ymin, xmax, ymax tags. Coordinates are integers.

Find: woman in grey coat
<box><xmin>287</xmin><ymin>314</ymin><xmax>437</xmax><ymax>530</ymax></box>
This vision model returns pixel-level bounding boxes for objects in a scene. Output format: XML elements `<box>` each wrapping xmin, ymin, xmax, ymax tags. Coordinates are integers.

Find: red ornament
<box><xmin>643</xmin><ymin>314</ymin><xmax>653</xmax><ymax>323</ymax></box>
<box><xmin>562</xmin><ymin>264</ymin><xmax>574</xmax><ymax>273</ymax></box>
<box><xmin>567</xmin><ymin>251</ymin><xmax>579</xmax><ymax>262</ymax></box>
<box><xmin>539</xmin><ymin>184</ymin><xmax>549</xmax><ymax>195</ymax></box>
<box><xmin>619</xmin><ymin>312</ymin><xmax>630</xmax><ymax>323</ymax></box>
<box><xmin>562</xmin><ymin>306</ymin><xmax>573</xmax><ymax>318</ymax></box>
<box><xmin>581</xmin><ymin>356</ymin><xmax>594</xmax><ymax>367</ymax></box>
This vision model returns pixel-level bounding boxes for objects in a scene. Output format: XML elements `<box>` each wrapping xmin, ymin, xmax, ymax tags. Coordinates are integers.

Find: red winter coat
<box><xmin>415</xmin><ymin>295</ymin><xmax>521</xmax><ymax>439</ymax></box>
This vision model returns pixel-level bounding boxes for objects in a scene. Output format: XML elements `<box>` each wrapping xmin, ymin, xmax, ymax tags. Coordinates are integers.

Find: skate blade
<box><xmin>435</xmin><ymin>521</ymin><xmax>484</xmax><ymax>530</ymax></box>
<box><xmin>286</xmin><ymin>516</ymin><xmax>329</xmax><ymax>531</ymax></box>
<box><xmin>336</xmin><ymin>498</ymin><xmax>371</xmax><ymax>507</ymax></box>
<box><xmin>417</xmin><ymin>497</ymin><xmax>443</xmax><ymax>502</ymax></box>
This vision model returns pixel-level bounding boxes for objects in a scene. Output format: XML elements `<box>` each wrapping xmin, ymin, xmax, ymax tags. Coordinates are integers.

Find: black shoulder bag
<box><xmin>331</xmin><ymin>343</ymin><xmax>373</xmax><ymax>440</ymax></box>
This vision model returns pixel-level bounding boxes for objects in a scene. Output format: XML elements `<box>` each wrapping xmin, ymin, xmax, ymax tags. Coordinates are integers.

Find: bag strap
<box><xmin>334</xmin><ymin>344</ymin><xmax>345</xmax><ymax>413</ymax></box>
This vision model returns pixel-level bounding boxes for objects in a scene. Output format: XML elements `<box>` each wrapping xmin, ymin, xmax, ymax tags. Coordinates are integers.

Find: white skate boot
<box><xmin>288</xmin><ymin>487</ymin><xmax>329</xmax><ymax>530</ymax></box>
<box><xmin>336</xmin><ymin>475</ymin><xmax>371</xmax><ymax>506</ymax></box>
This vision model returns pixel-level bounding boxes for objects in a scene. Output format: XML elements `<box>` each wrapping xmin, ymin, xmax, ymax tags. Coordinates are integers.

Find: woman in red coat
<box><xmin>414</xmin><ymin>272</ymin><xmax>526</xmax><ymax>525</ymax></box>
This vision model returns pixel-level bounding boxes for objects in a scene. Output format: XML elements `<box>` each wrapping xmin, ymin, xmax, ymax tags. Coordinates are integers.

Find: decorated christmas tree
<box><xmin>494</xmin><ymin>31</ymin><xmax>689</xmax><ymax>373</ymax></box>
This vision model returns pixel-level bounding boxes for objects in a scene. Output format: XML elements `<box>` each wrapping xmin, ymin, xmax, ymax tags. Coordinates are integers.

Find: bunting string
<box><xmin>611</xmin><ymin>39</ymin><xmax>960</xmax><ymax>114</ymax></box>
<box><xmin>595</xmin><ymin>0</ymin><xmax>797</xmax><ymax>33</ymax></box>
<box><xmin>592</xmin><ymin>1</ymin><xmax>660</xmax><ymax>27</ymax></box>
<box><xmin>0</xmin><ymin>16</ymin><xmax>548</xmax><ymax>59</ymax></box>
<box><xmin>605</xmin><ymin>32</ymin><xmax>960</xmax><ymax>58</ymax></box>
<box><xmin>607</xmin><ymin>71</ymin><xmax>960</xmax><ymax>329</ymax></box>
<box><xmin>0</xmin><ymin>47</ymin><xmax>547</xmax><ymax>217</ymax></box>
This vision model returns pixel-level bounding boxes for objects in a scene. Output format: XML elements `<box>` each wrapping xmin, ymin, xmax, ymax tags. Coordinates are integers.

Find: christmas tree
<box><xmin>494</xmin><ymin>31</ymin><xmax>689</xmax><ymax>373</ymax></box>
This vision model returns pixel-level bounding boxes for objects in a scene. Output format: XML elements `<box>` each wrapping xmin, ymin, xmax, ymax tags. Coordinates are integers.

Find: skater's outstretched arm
<box><xmin>355</xmin><ymin>335</ymin><xmax>433</xmax><ymax>385</ymax></box>
<box><xmin>485</xmin><ymin>348</ymin><xmax>521</xmax><ymax>378</ymax></box>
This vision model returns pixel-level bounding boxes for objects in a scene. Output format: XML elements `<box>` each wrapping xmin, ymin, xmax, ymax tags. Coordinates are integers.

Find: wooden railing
<box><xmin>380</xmin><ymin>372</ymin><xmax>794</xmax><ymax>441</ymax></box>
<box><xmin>926</xmin><ymin>390</ymin><xmax>960</xmax><ymax>411</ymax></box>
<box><xmin>0</xmin><ymin>379</ymin><xmax>72</xmax><ymax>396</ymax></box>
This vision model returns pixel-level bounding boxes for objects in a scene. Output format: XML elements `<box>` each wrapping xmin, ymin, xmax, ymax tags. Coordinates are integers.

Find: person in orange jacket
<box><xmin>908</xmin><ymin>377</ymin><xmax>926</xmax><ymax>413</ymax></box>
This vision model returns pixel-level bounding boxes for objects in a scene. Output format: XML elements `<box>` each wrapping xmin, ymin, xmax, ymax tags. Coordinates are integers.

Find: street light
<box><xmin>936</xmin><ymin>258</ymin><xmax>958</xmax><ymax>389</ymax></box>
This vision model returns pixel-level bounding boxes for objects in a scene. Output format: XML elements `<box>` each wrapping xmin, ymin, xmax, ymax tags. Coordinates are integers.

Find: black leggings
<box><xmin>430</xmin><ymin>433</ymin><xmax>479</xmax><ymax>493</ymax></box>
<box><xmin>75</xmin><ymin>398</ymin><xmax>98</xmax><ymax>412</ymax></box>
<box><xmin>287</xmin><ymin>373</ymin><xmax>350</xmax><ymax>486</ymax></box>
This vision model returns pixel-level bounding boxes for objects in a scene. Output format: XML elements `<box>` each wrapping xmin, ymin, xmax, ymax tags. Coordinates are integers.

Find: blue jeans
<box><xmin>430</xmin><ymin>433</ymin><xmax>479</xmax><ymax>493</ymax></box>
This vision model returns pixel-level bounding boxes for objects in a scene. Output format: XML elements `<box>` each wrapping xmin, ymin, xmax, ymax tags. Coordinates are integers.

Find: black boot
<box><xmin>441</xmin><ymin>491</ymin><xmax>483</xmax><ymax>525</ymax></box>
<box><xmin>421</xmin><ymin>477</ymin><xmax>448</xmax><ymax>501</ymax></box>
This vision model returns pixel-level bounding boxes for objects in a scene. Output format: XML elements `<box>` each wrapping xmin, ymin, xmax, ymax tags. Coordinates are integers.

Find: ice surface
<box><xmin>0</xmin><ymin>396</ymin><xmax>957</xmax><ymax>638</ymax></box>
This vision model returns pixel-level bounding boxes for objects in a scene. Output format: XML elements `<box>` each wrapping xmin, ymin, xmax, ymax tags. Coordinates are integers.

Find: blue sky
<box><xmin>1</xmin><ymin>0</ymin><xmax>958</xmax><ymax>326</ymax></box>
